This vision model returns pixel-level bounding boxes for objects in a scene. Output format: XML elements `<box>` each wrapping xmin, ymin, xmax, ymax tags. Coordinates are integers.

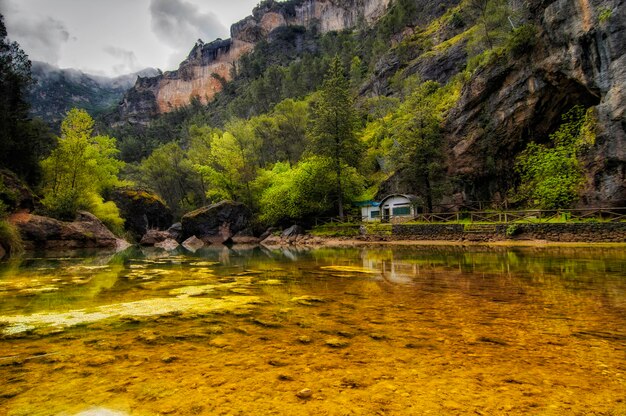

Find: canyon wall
<box><xmin>443</xmin><ymin>0</ymin><xmax>625</xmax><ymax>206</ymax></box>
<box><xmin>117</xmin><ymin>0</ymin><xmax>391</xmax><ymax>124</ymax></box>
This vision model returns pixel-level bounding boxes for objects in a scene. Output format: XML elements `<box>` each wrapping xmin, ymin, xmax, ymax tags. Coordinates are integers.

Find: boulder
<box><xmin>140</xmin><ymin>229</ymin><xmax>173</xmax><ymax>246</ymax></box>
<box><xmin>231</xmin><ymin>228</ymin><xmax>260</xmax><ymax>244</ymax></box>
<box><xmin>259</xmin><ymin>227</ymin><xmax>278</xmax><ymax>241</ymax></box>
<box><xmin>10</xmin><ymin>211</ymin><xmax>121</xmax><ymax>250</ymax></box>
<box><xmin>166</xmin><ymin>222</ymin><xmax>183</xmax><ymax>241</ymax></box>
<box><xmin>109</xmin><ymin>187</ymin><xmax>173</xmax><ymax>239</ymax></box>
<box><xmin>154</xmin><ymin>238</ymin><xmax>179</xmax><ymax>251</ymax></box>
<box><xmin>182</xmin><ymin>236</ymin><xmax>205</xmax><ymax>252</ymax></box>
<box><xmin>282</xmin><ymin>225</ymin><xmax>304</xmax><ymax>238</ymax></box>
<box><xmin>181</xmin><ymin>201</ymin><xmax>251</xmax><ymax>244</ymax></box>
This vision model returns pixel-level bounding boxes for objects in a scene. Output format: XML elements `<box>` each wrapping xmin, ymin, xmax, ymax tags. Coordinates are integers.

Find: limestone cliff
<box><xmin>444</xmin><ymin>0</ymin><xmax>625</xmax><ymax>206</ymax></box>
<box><xmin>117</xmin><ymin>0</ymin><xmax>391</xmax><ymax>124</ymax></box>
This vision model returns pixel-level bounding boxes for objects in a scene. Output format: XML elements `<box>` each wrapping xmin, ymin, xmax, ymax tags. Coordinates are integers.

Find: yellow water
<box><xmin>0</xmin><ymin>245</ymin><xmax>625</xmax><ymax>415</ymax></box>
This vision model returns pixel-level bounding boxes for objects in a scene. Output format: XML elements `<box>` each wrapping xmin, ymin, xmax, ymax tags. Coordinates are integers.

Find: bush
<box><xmin>507</xmin><ymin>24</ymin><xmax>538</xmax><ymax>57</ymax></box>
<box><xmin>41</xmin><ymin>188</ymin><xmax>83</xmax><ymax>220</ymax></box>
<box><xmin>505</xmin><ymin>224</ymin><xmax>521</xmax><ymax>237</ymax></box>
<box><xmin>87</xmin><ymin>194</ymin><xmax>125</xmax><ymax>236</ymax></box>
<box><xmin>0</xmin><ymin>220</ymin><xmax>24</xmax><ymax>256</ymax></box>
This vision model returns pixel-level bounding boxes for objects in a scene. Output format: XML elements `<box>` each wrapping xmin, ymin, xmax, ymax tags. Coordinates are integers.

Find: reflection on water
<box><xmin>1</xmin><ymin>245</ymin><xmax>625</xmax><ymax>415</ymax></box>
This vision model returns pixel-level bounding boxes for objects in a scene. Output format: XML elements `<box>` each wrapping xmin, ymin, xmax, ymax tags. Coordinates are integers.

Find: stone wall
<box><xmin>388</xmin><ymin>223</ymin><xmax>626</xmax><ymax>242</ymax></box>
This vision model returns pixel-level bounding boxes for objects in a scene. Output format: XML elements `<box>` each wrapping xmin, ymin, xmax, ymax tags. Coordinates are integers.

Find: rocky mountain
<box><xmin>115</xmin><ymin>0</ymin><xmax>392</xmax><ymax>124</ymax></box>
<box><xmin>444</xmin><ymin>0</ymin><xmax>625</xmax><ymax>206</ymax></box>
<box><xmin>367</xmin><ymin>0</ymin><xmax>625</xmax><ymax>207</ymax></box>
<box><xmin>111</xmin><ymin>0</ymin><xmax>625</xmax><ymax>207</ymax></box>
<box><xmin>28</xmin><ymin>61</ymin><xmax>159</xmax><ymax>126</ymax></box>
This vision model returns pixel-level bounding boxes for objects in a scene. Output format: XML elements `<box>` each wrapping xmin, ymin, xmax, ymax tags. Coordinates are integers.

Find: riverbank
<box><xmin>294</xmin><ymin>236</ymin><xmax>626</xmax><ymax>249</ymax></box>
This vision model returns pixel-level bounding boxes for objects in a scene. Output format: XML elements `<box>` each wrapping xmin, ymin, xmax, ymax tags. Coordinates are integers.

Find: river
<box><xmin>0</xmin><ymin>245</ymin><xmax>625</xmax><ymax>415</ymax></box>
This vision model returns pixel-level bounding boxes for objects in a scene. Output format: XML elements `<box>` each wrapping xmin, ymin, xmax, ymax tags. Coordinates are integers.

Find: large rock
<box><xmin>181</xmin><ymin>201</ymin><xmax>251</xmax><ymax>244</ymax></box>
<box><xmin>10</xmin><ymin>211</ymin><xmax>121</xmax><ymax>250</ymax></box>
<box><xmin>282</xmin><ymin>225</ymin><xmax>305</xmax><ymax>237</ymax></box>
<box><xmin>109</xmin><ymin>187</ymin><xmax>173</xmax><ymax>239</ymax></box>
<box><xmin>140</xmin><ymin>229</ymin><xmax>173</xmax><ymax>246</ymax></box>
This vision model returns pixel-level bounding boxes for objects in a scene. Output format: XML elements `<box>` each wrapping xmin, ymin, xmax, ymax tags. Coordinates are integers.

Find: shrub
<box><xmin>87</xmin><ymin>194</ymin><xmax>125</xmax><ymax>236</ymax></box>
<box><xmin>0</xmin><ymin>220</ymin><xmax>24</xmax><ymax>256</ymax></box>
<box><xmin>507</xmin><ymin>24</ymin><xmax>537</xmax><ymax>57</ymax></box>
<box><xmin>505</xmin><ymin>224</ymin><xmax>521</xmax><ymax>237</ymax></box>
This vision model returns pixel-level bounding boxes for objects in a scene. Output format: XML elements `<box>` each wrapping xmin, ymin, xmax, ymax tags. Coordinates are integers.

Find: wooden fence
<box><xmin>315</xmin><ymin>208</ymin><xmax>626</xmax><ymax>226</ymax></box>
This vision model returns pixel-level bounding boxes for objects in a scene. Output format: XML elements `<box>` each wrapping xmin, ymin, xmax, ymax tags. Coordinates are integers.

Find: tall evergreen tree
<box><xmin>309</xmin><ymin>56</ymin><xmax>362</xmax><ymax>220</ymax></box>
<box><xmin>0</xmin><ymin>14</ymin><xmax>53</xmax><ymax>184</ymax></box>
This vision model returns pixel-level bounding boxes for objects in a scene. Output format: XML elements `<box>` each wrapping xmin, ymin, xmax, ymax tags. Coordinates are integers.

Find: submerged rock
<box><xmin>325</xmin><ymin>338</ymin><xmax>350</xmax><ymax>348</ymax></box>
<box><xmin>154</xmin><ymin>238</ymin><xmax>179</xmax><ymax>251</ymax></box>
<box><xmin>182</xmin><ymin>235</ymin><xmax>205</xmax><ymax>252</ymax></box>
<box><xmin>181</xmin><ymin>200</ymin><xmax>251</xmax><ymax>244</ymax></box>
<box><xmin>296</xmin><ymin>388</ymin><xmax>312</xmax><ymax>399</ymax></box>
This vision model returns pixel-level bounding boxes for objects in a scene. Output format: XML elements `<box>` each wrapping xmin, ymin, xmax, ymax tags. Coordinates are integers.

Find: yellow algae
<box><xmin>169</xmin><ymin>284</ymin><xmax>217</xmax><ymax>297</ymax></box>
<box><xmin>0</xmin><ymin>295</ymin><xmax>260</xmax><ymax>335</ymax></box>
<box><xmin>257</xmin><ymin>279</ymin><xmax>283</xmax><ymax>285</ymax></box>
<box><xmin>189</xmin><ymin>261</ymin><xmax>220</xmax><ymax>267</ymax></box>
<box><xmin>320</xmin><ymin>265</ymin><xmax>379</xmax><ymax>274</ymax></box>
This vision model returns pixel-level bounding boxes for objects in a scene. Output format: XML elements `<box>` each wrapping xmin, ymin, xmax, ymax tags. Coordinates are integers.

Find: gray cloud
<box><xmin>1</xmin><ymin>1</ymin><xmax>70</xmax><ymax>65</ymax></box>
<box><xmin>150</xmin><ymin>0</ymin><xmax>226</xmax><ymax>56</ymax></box>
<box><xmin>104</xmin><ymin>46</ymin><xmax>141</xmax><ymax>75</ymax></box>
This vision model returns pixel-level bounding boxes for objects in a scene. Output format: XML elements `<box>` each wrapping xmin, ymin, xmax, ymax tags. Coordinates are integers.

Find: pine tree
<box><xmin>309</xmin><ymin>56</ymin><xmax>362</xmax><ymax>220</ymax></box>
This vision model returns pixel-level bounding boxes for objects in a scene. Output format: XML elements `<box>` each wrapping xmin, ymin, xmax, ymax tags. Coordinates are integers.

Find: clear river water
<box><xmin>0</xmin><ymin>244</ymin><xmax>625</xmax><ymax>415</ymax></box>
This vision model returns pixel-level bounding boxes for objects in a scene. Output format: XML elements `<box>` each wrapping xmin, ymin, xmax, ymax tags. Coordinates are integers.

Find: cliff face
<box><xmin>444</xmin><ymin>0</ymin><xmax>625</xmax><ymax>206</ymax></box>
<box><xmin>117</xmin><ymin>0</ymin><xmax>391</xmax><ymax>124</ymax></box>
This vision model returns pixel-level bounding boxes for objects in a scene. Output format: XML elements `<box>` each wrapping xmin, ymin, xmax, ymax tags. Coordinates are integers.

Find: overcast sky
<box><xmin>0</xmin><ymin>0</ymin><xmax>259</xmax><ymax>76</ymax></box>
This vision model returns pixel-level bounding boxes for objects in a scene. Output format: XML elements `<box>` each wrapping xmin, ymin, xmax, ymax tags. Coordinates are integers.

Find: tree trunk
<box><xmin>424</xmin><ymin>175</ymin><xmax>433</xmax><ymax>213</ymax></box>
<box><xmin>336</xmin><ymin>160</ymin><xmax>344</xmax><ymax>221</ymax></box>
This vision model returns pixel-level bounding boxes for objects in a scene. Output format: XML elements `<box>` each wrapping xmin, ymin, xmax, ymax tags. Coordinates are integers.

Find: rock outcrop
<box><xmin>10</xmin><ymin>211</ymin><xmax>122</xmax><ymax>250</ymax></box>
<box><xmin>445</xmin><ymin>0</ymin><xmax>626</xmax><ymax>206</ymax></box>
<box><xmin>116</xmin><ymin>0</ymin><xmax>391</xmax><ymax>123</ymax></box>
<box><xmin>109</xmin><ymin>187</ymin><xmax>173</xmax><ymax>240</ymax></box>
<box><xmin>181</xmin><ymin>200</ymin><xmax>252</xmax><ymax>244</ymax></box>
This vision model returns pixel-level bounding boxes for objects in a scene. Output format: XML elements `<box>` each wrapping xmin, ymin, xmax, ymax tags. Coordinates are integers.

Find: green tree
<box><xmin>515</xmin><ymin>106</ymin><xmax>595</xmax><ymax>209</ymax></box>
<box><xmin>388</xmin><ymin>81</ymin><xmax>445</xmax><ymax>212</ymax></box>
<box><xmin>468</xmin><ymin>0</ymin><xmax>511</xmax><ymax>51</ymax></box>
<box><xmin>309</xmin><ymin>56</ymin><xmax>362</xmax><ymax>219</ymax></box>
<box><xmin>192</xmin><ymin>119</ymin><xmax>261</xmax><ymax>208</ymax></box>
<box><xmin>256</xmin><ymin>157</ymin><xmax>364</xmax><ymax>225</ymax></box>
<box><xmin>137</xmin><ymin>141</ymin><xmax>205</xmax><ymax>217</ymax></box>
<box><xmin>40</xmin><ymin>109</ymin><xmax>124</xmax><ymax>229</ymax></box>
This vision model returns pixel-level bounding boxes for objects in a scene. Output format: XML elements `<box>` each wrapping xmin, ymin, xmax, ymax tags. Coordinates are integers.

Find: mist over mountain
<box><xmin>27</xmin><ymin>61</ymin><xmax>159</xmax><ymax>125</ymax></box>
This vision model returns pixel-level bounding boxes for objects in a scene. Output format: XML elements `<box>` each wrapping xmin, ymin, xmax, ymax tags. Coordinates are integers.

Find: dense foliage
<box><xmin>514</xmin><ymin>106</ymin><xmax>596</xmax><ymax>209</ymax></box>
<box><xmin>40</xmin><ymin>109</ymin><xmax>125</xmax><ymax>232</ymax></box>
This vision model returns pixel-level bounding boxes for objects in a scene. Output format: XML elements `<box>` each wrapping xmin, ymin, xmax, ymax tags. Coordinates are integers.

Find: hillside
<box><xmin>104</xmin><ymin>0</ymin><xmax>624</xmax><ymax>214</ymax></box>
<box><xmin>28</xmin><ymin>62</ymin><xmax>158</xmax><ymax>126</ymax></box>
